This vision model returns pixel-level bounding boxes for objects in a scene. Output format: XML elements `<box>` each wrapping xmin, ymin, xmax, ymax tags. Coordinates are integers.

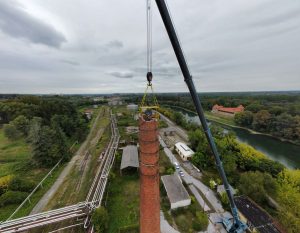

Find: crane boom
<box><xmin>154</xmin><ymin>0</ymin><xmax>247</xmax><ymax>232</ymax></box>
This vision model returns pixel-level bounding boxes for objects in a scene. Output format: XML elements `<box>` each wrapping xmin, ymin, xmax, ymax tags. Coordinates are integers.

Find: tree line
<box><xmin>137</xmin><ymin>92</ymin><xmax>300</xmax><ymax>144</ymax></box>
<box><xmin>0</xmin><ymin>95</ymin><xmax>89</xmax><ymax>167</ymax></box>
<box><xmin>234</xmin><ymin>109</ymin><xmax>300</xmax><ymax>143</ymax></box>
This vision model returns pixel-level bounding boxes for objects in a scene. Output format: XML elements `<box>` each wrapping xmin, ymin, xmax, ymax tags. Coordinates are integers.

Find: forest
<box><xmin>0</xmin><ymin>96</ymin><xmax>89</xmax><ymax>212</ymax></box>
<box><xmin>0</xmin><ymin>95</ymin><xmax>89</xmax><ymax>166</ymax></box>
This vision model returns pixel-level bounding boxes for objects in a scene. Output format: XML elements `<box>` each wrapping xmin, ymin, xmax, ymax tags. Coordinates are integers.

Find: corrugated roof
<box><xmin>120</xmin><ymin>145</ymin><xmax>139</xmax><ymax>170</ymax></box>
<box><xmin>161</xmin><ymin>174</ymin><xmax>190</xmax><ymax>204</ymax></box>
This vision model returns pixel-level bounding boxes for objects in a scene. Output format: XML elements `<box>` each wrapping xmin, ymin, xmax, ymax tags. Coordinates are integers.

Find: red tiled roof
<box><xmin>212</xmin><ymin>104</ymin><xmax>244</xmax><ymax>114</ymax></box>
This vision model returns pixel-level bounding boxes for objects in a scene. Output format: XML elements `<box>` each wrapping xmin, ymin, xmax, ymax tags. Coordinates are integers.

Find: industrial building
<box><xmin>234</xmin><ymin>196</ymin><xmax>283</xmax><ymax>233</ymax></box>
<box><xmin>161</xmin><ymin>174</ymin><xmax>191</xmax><ymax>209</ymax></box>
<box><xmin>120</xmin><ymin>145</ymin><xmax>139</xmax><ymax>173</ymax></box>
<box><xmin>175</xmin><ymin>142</ymin><xmax>194</xmax><ymax>161</ymax></box>
<box><xmin>127</xmin><ymin>103</ymin><xmax>138</xmax><ymax>111</ymax></box>
<box><xmin>211</xmin><ymin>104</ymin><xmax>244</xmax><ymax>116</ymax></box>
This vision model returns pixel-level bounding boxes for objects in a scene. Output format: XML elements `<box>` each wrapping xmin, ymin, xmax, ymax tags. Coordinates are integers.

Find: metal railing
<box><xmin>0</xmin><ymin>113</ymin><xmax>120</xmax><ymax>233</ymax></box>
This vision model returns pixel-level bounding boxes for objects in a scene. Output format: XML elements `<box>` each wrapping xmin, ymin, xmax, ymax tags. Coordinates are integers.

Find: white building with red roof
<box><xmin>212</xmin><ymin>104</ymin><xmax>244</xmax><ymax>117</ymax></box>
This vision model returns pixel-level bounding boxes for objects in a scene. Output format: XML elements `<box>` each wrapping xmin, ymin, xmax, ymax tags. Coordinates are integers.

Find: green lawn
<box><xmin>204</xmin><ymin>111</ymin><xmax>236</xmax><ymax>126</ymax></box>
<box><xmin>0</xmin><ymin>128</ymin><xmax>64</xmax><ymax>221</ymax></box>
<box><xmin>0</xmin><ymin>129</ymin><xmax>31</xmax><ymax>176</ymax></box>
<box><xmin>106</xmin><ymin>168</ymin><xmax>140</xmax><ymax>233</ymax></box>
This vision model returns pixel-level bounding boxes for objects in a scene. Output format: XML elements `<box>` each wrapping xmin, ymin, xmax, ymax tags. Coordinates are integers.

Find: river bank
<box><xmin>164</xmin><ymin>104</ymin><xmax>300</xmax><ymax>146</ymax></box>
<box><xmin>162</xmin><ymin>105</ymin><xmax>300</xmax><ymax>169</ymax></box>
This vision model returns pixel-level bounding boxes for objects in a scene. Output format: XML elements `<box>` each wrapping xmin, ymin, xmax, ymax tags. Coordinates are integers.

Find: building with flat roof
<box><xmin>127</xmin><ymin>104</ymin><xmax>138</xmax><ymax>111</ymax></box>
<box><xmin>175</xmin><ymin>142</ymin><xmax>194</xmax><ymax>161</ymax></box>
<box><xmin>234</xmin><ymin>196</ymin><xmax>284</xmax><ymax>233</ymax></box>
<box><xmin>161</xmin><ymin>174</ymin><xmax>191</xmax><ymax>209</ymax></box>
<box><xmin>120</xmin><ymin>145</ymin><xmax>139</xmax><ymax>172</ymax></box>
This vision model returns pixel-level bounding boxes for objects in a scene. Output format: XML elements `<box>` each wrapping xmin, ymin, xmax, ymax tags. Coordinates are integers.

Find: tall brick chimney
<box><xmin>139</xmin><ymin>114</ymin><xmax>160</xmax><ymax>233</ymax></box>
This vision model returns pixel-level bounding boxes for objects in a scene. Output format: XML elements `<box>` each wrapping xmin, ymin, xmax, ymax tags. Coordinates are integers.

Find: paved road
<box><xmin>160</xmin><ymin>211</ymin><xmax>179</xmax><ymax>233</ymax></box>
<box><xmin>159</xmin><ymin>113</ymin><xmax>188</xmax><ymax>141</ymax></box>
<box><xmin>30</xmin><ymin>110</ymin><xmax>103</xmax><ymax>214</ymax></box>
<box><xmin>189</xmin><ymin>184</ymin><xmax>211</xmax><ymax>212</ymax></box>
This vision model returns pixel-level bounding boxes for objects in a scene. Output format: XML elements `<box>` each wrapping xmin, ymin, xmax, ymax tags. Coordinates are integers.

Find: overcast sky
<box><xmin>0</xmin><ymin>0</ymin><xmax>300</xmax><ymax>94</ymax></box>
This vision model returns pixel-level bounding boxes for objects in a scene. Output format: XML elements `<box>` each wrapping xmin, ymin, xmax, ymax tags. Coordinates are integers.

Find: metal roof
<box><xmin>175</xmin><ymin>142</ymin><xmax>194</xmax><ymax>157</ymax></box>
<box><xmin>234</xmin><ymin>196</ymin><xmax>282</xmax><ymax>233</ymax></box>
<box><xmin>120</xmin><ymin>145</ymin><xmax>139</xmax><ymax>170</ymax></box>
<box><xmin>161</xmin><ymin>174</ymin><xmax>190</xmax><ymax>204</ymax></box>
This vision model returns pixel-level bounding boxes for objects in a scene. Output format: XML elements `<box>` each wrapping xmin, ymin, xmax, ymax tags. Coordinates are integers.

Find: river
<box><xmin>172</xmin><ymin>107</ymin><xmax>300</xmax><ymax>169</ymax></box>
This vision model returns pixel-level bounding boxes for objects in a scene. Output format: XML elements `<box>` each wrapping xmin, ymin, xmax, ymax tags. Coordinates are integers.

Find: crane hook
<box><xmin>146</xmin><ymin>71</ymin><xmax>153</xmax><ymax>86</ymax></box>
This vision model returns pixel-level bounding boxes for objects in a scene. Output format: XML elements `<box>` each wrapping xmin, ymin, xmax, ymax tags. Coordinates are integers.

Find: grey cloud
<box><xmin>0</xmin><ymin>1</ymin><xmax>66</xmax><ymax>47</ymax></box>
<box><xmin>60</xmin><ymin>59</ymin><xmax>80</xmax><ymax>66</ymax></box>
<box><xmin>106</xmin><ymin>40</ymin><xmax>123</xmax><ymax>49</ymax></box>
<box><xmin>1</xmin><ymin>0</ymin><xmax>300</xmax><ymax>94</ymax></box>
<box><xmin>106</xmin><ymin>71</ymin><xmax>134</xmax><ymax>79</ymax></box>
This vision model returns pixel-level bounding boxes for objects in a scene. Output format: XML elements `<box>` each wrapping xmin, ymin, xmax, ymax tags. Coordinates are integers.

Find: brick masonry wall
<box><xmin>139</xmin><ymin>116</ymin><xmax>160</xmax><ymax>233</ymax></box>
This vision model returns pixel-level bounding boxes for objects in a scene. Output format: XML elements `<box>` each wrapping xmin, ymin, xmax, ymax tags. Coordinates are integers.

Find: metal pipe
<box><xmin>154</xmin><ymin>0</ymin><xmax>246</xmax><ymax>231</ymax></box>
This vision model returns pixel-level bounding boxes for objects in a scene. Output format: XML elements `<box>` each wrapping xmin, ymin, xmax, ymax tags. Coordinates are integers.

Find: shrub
<box><xmin>0</xmin><ymin>191</ymin><xmax>27</xmax><ymax>207</ymax></box>
<box><xmin>0</xmin><ymin>175</ymin><xmax>14</xmax><ymax>195</ymax></box>
<box><xmin>92</xmin><ymin>207</ymin><xmax>109</xmax><ymax>233</ymax></box>
<box><xmin>3</xmin><ymin>124</ymin><xmax>21</xmax><ymax>140</ymax></box>
<box><xmin>8</xmin><ymin>177</ymin><xmax>36</xmax><ymax>192</ymax></box>
<box><xmin>193</xmin><ymin>211</ymin><xmax>208</xmax><ymax>231</ymax></box>
<box><xmin>118</xmin><ymin>223</ymin><xmax>139</xmax><ymax>233</ymax></box>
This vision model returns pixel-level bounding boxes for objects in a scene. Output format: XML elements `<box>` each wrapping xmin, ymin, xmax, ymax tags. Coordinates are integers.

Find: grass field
<box><xmin>106</xmin><ymin>168</ymin><xmax>140</xmax><ymax>233</ymax></box>
<box><xmin>0</xmin><ymin>128</ymin><xmax>65</xmax><ymax>221</ymax></box>
<box><xmin>205</xmin><ymin>111</ymin><xmax>236</xmax><ymax>126</ymax></box>
<box><xmin>105</xmin><ymin>106</ymin><xmax>140</xmax><ymax>233</ymax></box>
<box><xmin>0</xmin><ymin>129</ymin><xmax>32</xmax><ymax>177</ymax></box>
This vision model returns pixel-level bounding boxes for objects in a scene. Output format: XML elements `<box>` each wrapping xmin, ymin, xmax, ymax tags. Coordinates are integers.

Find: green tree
<box><xmin>51</xmin><ymin>117</ymin><xmax>71</xmax><ymax>162</ymax></box>
<box><xmin>234</xmin><ymin>111</ymin><xmax>253</xmax><ymax>126</ymax></box>
<box><xmin>220</xmin><ymin>192</ymin><xmax>230</xmax><ymax>210</ymax></box>
<box><xmin>192</xmin><ymin>211</ymin><xmax>208</xmax><ymax>231</ymax></box>
<box><xmin>11</xmin><ymin>115</ymin><xmax>30</xmax><ymax>136</ymax></box>
<box><xmin>27</xmin><ymin>117</ymin><xmax>43</xmax><ymax>143</ymax></box>
<box><xmin>3</xmin><ymin>124</ymin><xmax>21</xmax><ymax>140</ymax></box>
<box><xmin>31</xmin><ymin>126</ymin><xmax>56</xmax><ymax>166</ymax></box>
<box><xmin>276</xmin><ymin>170</ymin><xmax>300</xmax><ymax>233</ymax></box>
<box><xmin>173</xmin><ymin>111</ymin><xmax>185</xmax><ymax>127</ymax></box>
<box><xmin>92</xmin><ymin>207</ymin><xmax>109</xmax><ymax>233</ymax></box>
<box><xmin>238</xmin><ymin>171</ymin><xmax>276</xmax><ymax>204</ymax></box>
<box><xmin>252</xmin><ymin>110</ymin><xmax>271</xmax><ymax>131</ymax></box>
<box><xmin>245</xmin><ymin>103</ymin><xmax>263</xmax><ymax>113</ymax></box>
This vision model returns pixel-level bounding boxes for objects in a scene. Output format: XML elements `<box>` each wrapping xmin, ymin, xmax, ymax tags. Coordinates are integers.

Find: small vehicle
<box><xmin>174</xmin><ymin>162</ymin><xmax>180</xmax><ymax>169</ymax></box>
<box><xmin>179</xmin><ymin>170</ymin><xmax>184</xmax><ymax>177</ymax></box>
